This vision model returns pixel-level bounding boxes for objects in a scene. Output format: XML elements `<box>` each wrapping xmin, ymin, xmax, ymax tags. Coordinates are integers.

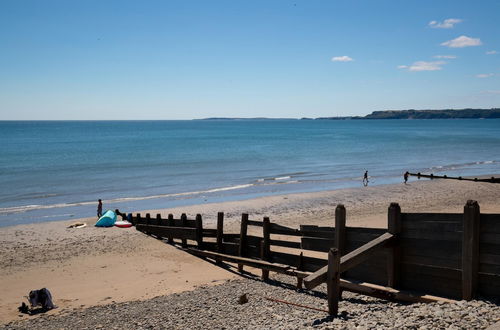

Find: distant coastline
<box><xmin>200</xmin><ymin>108</ymin><xmax>500</xmax><ymax>120</ymax></box>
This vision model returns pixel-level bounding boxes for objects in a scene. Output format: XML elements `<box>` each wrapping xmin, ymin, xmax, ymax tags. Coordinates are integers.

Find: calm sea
<box><xmin>1</xmin><ymin>119</ymin><xmax>499</xmax><ymax>227</ymax></box>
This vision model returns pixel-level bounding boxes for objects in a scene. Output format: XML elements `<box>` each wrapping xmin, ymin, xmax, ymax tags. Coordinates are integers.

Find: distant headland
<box><xmin>200</xmin><ymin>108</ymin><xmax>500</xmax><ymax>120</ymax></box>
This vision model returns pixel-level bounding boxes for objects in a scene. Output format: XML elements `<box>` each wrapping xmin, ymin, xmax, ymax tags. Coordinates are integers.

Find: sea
<box><xmin>1</xmin><ymin>119</ymin><xmax>500</xmax><ymax>227</ymax></box>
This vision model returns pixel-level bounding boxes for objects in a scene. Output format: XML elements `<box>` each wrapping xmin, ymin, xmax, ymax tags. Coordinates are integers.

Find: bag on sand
<box><xmin>28</xmin><ymin>288</ymin><xmax>55</xmax><ymax>310</ymax></box>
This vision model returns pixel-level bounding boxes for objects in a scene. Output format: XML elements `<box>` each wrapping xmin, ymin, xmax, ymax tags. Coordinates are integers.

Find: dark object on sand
<box><xmin>18</xmin><ymin>302</ymin><xmax>29</xmax><ymax>314</ymax></box>
<box><xmin>238</xmin><ymin>293</ymin><xmax>248</xmax><ymax>304</ymax></box>
<box><xmin>29</xmin><ymin>288</ymin><xmax>55</xmax><ymax>310</ymax></box>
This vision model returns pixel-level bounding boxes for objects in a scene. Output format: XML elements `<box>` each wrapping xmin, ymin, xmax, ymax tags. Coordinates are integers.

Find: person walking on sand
<box><xmin>97</xmin><ymin>199</ymin><xmax>103</xmax><ymax>219</ymax></box>
<box><xmin>404</xmin><ymin>171</ymin><xmax>409</xmax><ymax>184</ymax></box>
<box><xmin>363</xmin><ymin>171</ymin><xmax>369</xmax><ymax>186</ymax></box>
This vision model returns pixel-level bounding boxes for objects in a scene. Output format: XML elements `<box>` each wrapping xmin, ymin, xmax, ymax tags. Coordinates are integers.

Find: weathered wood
<box><xmin>185</xmin><ymin>248</ymin><xmax>310</xmax><ymax>278</ymax></box>
<box><xmin>297</xmin><ymin>252</ymin><xmax>304</xmax><ymax>289</ymax></box>
<box><xmin>339</xmin><ymin>278</ymin><xmax>456</xmax><ymax>303</ymax></box>
<box><xmin>216</xmin><ymin>212</ymin><xmax>224</xmax><ymax>255</ymax></box>
<box><xmin>478</xmin><ymin>273</ymin><xmax>500</xmax><ymax>298</ymax></box>
<box><xmin>402</xmin><ymin>254</ymin><xmax>460</xmax><ymax>269</ymax></box>
<box><xmin>136</xmin><ymin>224</ymin><xmax>197</xmax><ymax>240</ymax></box>
<box><xmin>304</xmin><ymin>232</ymin><xmax>394</xmax><ymax>289</ymax></box>
<box><xmin>238</xmin><ymin>213</ymin><xmax>249</xmax><ymax>272</ymax></box>
<box><xmin>480</xmin><ymin>232</ymin><xmax>500</xmax><ymax>245</ymax></box>
<box><xmin>301</xmin><ymin>237</ymin><xmax>335</xmax><ymax>252</ymax></box>
<box><xmin>400</xmin><ymin>272</ymin><xmax>462</xmax><ymax>300</ymax></box>
<box><xmin>387</xmin><ymin>203</ymin><xmax>401</xmax><ymax>288</ymax></box>
<box><xmin>408</xmin><ymin>172</ymin><xmax>500</xmax><ymax>183</ymax></box>
<box><xmin>136</xmin><ymin>213</ymin><xmax>142</xmax><ymax>225</ymax></box>
<box><xmin>400</xmin><ymin>228</ymin><xmax>461</xmax><ymax>241</ymax></box>
<box><xmin>481</xmin><ymin>214</ymin><xmax>500</xmax><ymax>234</ymax></box>
<box><xmin>269</xmin><ymin>239</ymin><xmax>302</xmax><ymax>249</ymax></box>
<box><xmin>272</xmin><ymin>251</ymin><xmax>326</xmax><ymax>273</ymax></box>
<box><xmin>270</xmin><ymin>223</ymin><xmax>302</xmax><ymax>236</ymax></box>
<box><xmin>335</xmin><ymin>204</ymin><xmax>346</xmax><ymax>256</ymax></box>
<box><xmin>167</xmin><ymin>214</ymin><xmax>174</xmax><ymax>243</ymax></box>
<box><xmin>156</xmin><ymin>214</ymin><xmax>162</xmax><ymax>226</ymax></box>
<box><xmin>181</xmin><ymin>213</ymin><xmax>188</xmax><ymax>247</ymax></box>
<box><xmin>462</xmin><ymin>200</ymin><xmax>480</xmax><ymax>300</ymax></box>
<box><xmin>247</xmin><ymin>220</ymin><xmax>263</xmax><ymax>227</ymax></box>
<box><xmin>327</xmin><ymin>248</ymin><xmax>341</xmax><ymax>316</ymax></box>
<box><xmin>400</xmin><ymin>238</ymin><xmax>461</xmax><ymax>261</ymax></box>
<box><xmin>401</xmin><ymin>213</ymin><xmax>462</xmax><ymax>227</ymax></box>
<box><xmin>195</xmin><ymin>214</ymin><xmax>203</xmax><ymax>249</ymax></box>
<box><xmin>246</xmin><ymin>235</ymin><xmax>262</xmax><ymax>247</ymax></box>
<box><xmin>145</xmin><ymin>213</ymin><xmax>151</xmax><ymax>225</ymax></box>
<box><xmin>262</xmin><ymin>217</ymin><xmax>271</xmax><ymax>280</ymax></box>
<box><xmin>202</xmin><ymin>229</ymin><xmax>217</xmax><ymax>237</ymax></box>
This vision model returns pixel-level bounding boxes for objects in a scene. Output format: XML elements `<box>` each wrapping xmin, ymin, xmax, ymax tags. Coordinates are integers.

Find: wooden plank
<box><xmin>202</xmin><ymin>228</ymin><xmax>217</xmax><ymax>237</ymax></box>
<box><xmin>167</xmin><ymin>214</ymin><xmax>174</xmax><ymax>243</ymax></box>
<box><xmin>480</xmin><ymin>242</ymin><xmax>500</xmax><ymax>255</ymax></box>
<box><xmin>462</xmin><ymin>200</ymin><xmax>480</xmax><ymax>300</ymax></box>
<box><xmin>327</xmin><ymin>248</ymin><xmax>340</xmax><ymax>316</ymax></box>
<box><xmin>221</xmin><ymin>242</ymin><xmax>239</xmax><ymax>256</ymax></box>
<box><xmin>246</xmin><ymin>235</ymin><xmax>262</xmax><ymax>247</ymax></box>
<box><xmin>222</xmin><ymin>233</ymin><xmax>239</xmax><ymax>242</ymax></box>
<box><xmin>335</xmin><ymin>205</ymin><xmax>346</xmax><ymax>256</ymax></box>
<box><xmin>247</xmin><ymin>220</ymin><xmax>263</xmax><ymax>227</ymax></box>
<box><xmin>400</xmin><ymin>239</ymin><xmax>461</xmax><ymax>261</ymax></box>
<box><xmin>301</xmin><ymin>237</ymin><xmax>335</xmax><ymax>252</ymax></box>
<box><xmin>402</xmin><ymin>254</ymin><xmax>461</xmax><ymax>269</ymax></box>
<box><xmin>480</xmin><ymin>253</ymin><xmax>500</xmax><ymax>267</ymax></box>
<box><xmin>184</xmin><ymin>248</ymin><xmax>310</xmax><ymax>278</ymax></box>
<box><xmin>400</xmin><ymin>272</ymin><xmax>462</xmax><ymax>300</ymax></box>
<box><xmin>181</xmin><ymin>213</ymin><xmax>188</xmax><ymax>247</ymax></box>
<box><xmin>478</xmin><ymin>273</ymin><xmax>500</xmax><ymax>298</ymax></box>
<box><xmin>195</xmin><ymin>214</ymin><xmax>203</xmax><ymax>249</ymax></box>
<box><xmin>401</xmin><ymin>228</ymin><xmax>461</xmax><ymax>242</ymax></box>
<box><xmin>480</xmin><ymin>232</ymin><xmax>500</xmax><ymax>245</ymax></box>
<box><xmin>479</xmin><ymin>262</ymin><xmax>500</xmax><ymax>275</ymax></box>
<box><xmin>344</xmin><ymin>250</ymin><xmax>387</xmax><ymax>286</ymax></box>
<box><xmin>402</xmin><ymin>263</ymin><xmax>461</xmax><ymax>280</ymax></box>
<box><xmin>271</xmin><ymin>251</ymin><xmax>326</xmax><ymax>273</ymax></box>
<box><xmin>262</xmin><ymin>217</ymin><xmax>271</xmax><ymax>280</ymax></box>
<box><xmin>270</xmin><ymin>223</ymin><xmax>302</xmax><ymax>236</ymax></box>
<box><xmin>480</xmin><ymin>214</ymin><xmax>500</xmax><ymax>234</ymax></box>
<box><xmin>387</xmin><ymin>203</ymin><xmax>401</xmax><ymax>289</ymax></box>
<box><xmin>340</xmin><ymin>278</ymin><xmax>456</xmax><ymax>303</ymax></box>
<box><xmin>136</xmin><ymin>224</ymin><xmax>197</xmax><ymax>240</ymax></box>
<box><xmin>346</xmin><ymin>230</ymin><xmax>386</xmax><ymax>243</ymax></box>
<box><xmin>304</xmin><ymin>232</ymin><xmax>394</xmax><ymax>289</ymax></box>
<box><xmin>300</xmin><ymin>226</ymin><xmax>335</xmax><ymax>239</ymax></box>
<box><xmin>155</xmin><ymin>214</ymin><xmax>162</xmax><ymax>226</ymax></box>
<box><xmin>217</xmin><ymin>212</ymin><xmax>224</xmax><ymax>254</ymax></box>
<box><xmin>238</xmin><ymin>213</ymin><xmax>249</xmax><ymax>272</ymax></box>
<box><xmin>269</xmin><ymin>239</ymin><xmax>302</xmax><ymax>249</ymax></box>
<box><xmin>401</xmin><ymin>213</ymin><xmax>462</xmax><ymax>223</ymax></box>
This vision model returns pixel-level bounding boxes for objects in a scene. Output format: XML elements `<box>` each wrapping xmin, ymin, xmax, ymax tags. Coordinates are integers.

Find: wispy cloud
<box><xmin>398</xmin><ymin>61</ymin><xmax>446</xmax><ymax>72</ymax></box>
<box><xmin>331</xmin><ymin>56</ymin><xmax>354</xmax><ymax>62</ymax></box>
<box><xmin>481</xmin><ymin>90</ymin><xmax>500</xmax><ymax>95</ymax></box>
<box><xmin>486</xmin><ymin>50</ymin><xmax>498</xmax><ymax>55</ymax></box>
<box><xmin>476</xmin><ymin>73</ymin><xmax>494</xmax><ymax>78</ymax></box>
<box><xmin>429</xmin><ymin>18</ymin><xmax>462</xmax><ymax>29</ymax></box>
<box><xmin>434</xmin><ymin>55</ymin><xmax>457</xmax><ymax>59</ymax></box>
<box><xmin>441</xmin><ymin>35</ymin><xmax>482</xmax><ymax>48</ymax></box>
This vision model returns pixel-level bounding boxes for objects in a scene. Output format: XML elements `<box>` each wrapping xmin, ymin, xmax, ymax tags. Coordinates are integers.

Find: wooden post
<box><xmin>181</xmin><ymin>213</ymin><xmax>188</xmax><ymax>247</ymax></box>
<box><xmin>195</xmin><ymin>214</ymin><xmax>203</xmax><ymax>249</ymax></box>
<box><xmin>261</xmin><ymin>216</ymin><xmax>271</xmax><ymax>280</ymax></box>
<box><xmin>145</xmin><ymin>213</ymin><xmax>151</xmax><ymax>225</ymax></box>
<box><xmin>216</xmin><ymin>212</ymin><xmax>224</xmax><ymax>253</ymax></box>
<box><xmin>297</xmin><ymin>252</ymin><xmax>304</xmax><ymax>289</ymax></box>
<box><xmin>156</xmin><ymin>214</ymin><xmax>162</xmax><ymax>226</ymax></box>
<box><xmin>327</xmin><ymin>248</ymin><xmax>340</xmax><ymax>316</ymax></box>
<box><xmin>167</xmin><ymin>214</ymin><xmax>174</xmax><ymax>243</ymax></box>
<box><xmin>335</xmin><ymin>204</ymin><xmax>346</xmax><ymax>299</ymax></box>
<box><xmin>127</xmin><ymin>213</ymin><xmax>133</xmax><ymax>225</ymax></box>
<box><xmin>387</xmin><ymin>203</ymin><xmax>401</xmax><ymax>288</ymax></box>
<box><xmin>238</xmin><ymin>213</ymin><xmax>249</xmax><ymax>272</ymax></box>
<box><xmin>136</xmin><ymin>213</ymin><xmax>141</xmax><ymax>225</ymax></box>
<box><xmin>462</xmin><ymin>200</ymin><xmax>480</xmax><ymax>300</ymax></box>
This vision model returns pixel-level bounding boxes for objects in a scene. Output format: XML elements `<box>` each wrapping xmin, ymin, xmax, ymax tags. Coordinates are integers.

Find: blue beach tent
<box><xmin>95</xmin><ymin>210</ymin><xmax>117</xmax><ymax>227</ymax></box>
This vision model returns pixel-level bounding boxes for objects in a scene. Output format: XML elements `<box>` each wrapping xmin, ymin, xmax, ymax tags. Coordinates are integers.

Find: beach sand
<box><xmin>1</xmin><ymin>178</ymin><xmax>500</xmax><ymax>324</ymax></box>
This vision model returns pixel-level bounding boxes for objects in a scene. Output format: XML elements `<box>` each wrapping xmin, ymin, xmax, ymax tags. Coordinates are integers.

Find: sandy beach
<box><xmin>1</xmin><ymin>178</ymin><xmax>500</xmax><ymax>326</ymax></box>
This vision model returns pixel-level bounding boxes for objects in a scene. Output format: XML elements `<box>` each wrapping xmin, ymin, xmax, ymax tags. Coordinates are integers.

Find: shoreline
<box><xmin>2</xmin><ymin>178</ymin><xmax>500</xmax><ymax>324</ymax></box>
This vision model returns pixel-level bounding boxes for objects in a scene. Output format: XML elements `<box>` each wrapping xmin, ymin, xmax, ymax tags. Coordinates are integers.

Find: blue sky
<box><xmin>0</xmin><ymin>0</ymin><xmax>499</xmax><ymax>119</ymax></box>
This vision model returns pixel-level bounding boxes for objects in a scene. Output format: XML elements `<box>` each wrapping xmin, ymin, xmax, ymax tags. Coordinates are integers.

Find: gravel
<box><xmin>2</xmin><ymin>274</ymin><xmax>499</xmax><ymax>329</ymax></box>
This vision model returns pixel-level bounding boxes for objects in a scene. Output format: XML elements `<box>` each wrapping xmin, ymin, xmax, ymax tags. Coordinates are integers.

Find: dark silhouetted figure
<box><xmin>97</xmin><ymin>199</ymin><xmax>103</xmax><ymax>218</ymax></box>
<box><xmin>363</xmin><ymin>171</ymin><xmax>369</xmax><ymax>186</ymax></box>
<box><xmin>404</xmin><ymin>171</ymin><xmax>409</xmax><ymax>184</ymax></box>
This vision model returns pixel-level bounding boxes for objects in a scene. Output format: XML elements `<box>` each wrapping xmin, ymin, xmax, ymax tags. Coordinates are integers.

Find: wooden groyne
<box><xmin>409</xmin><ymin>172</ymin><xmax>500</xmax><ymax>183</ymax></box>
<box><xmin>120</xmin><ymin>200</ymin><xmax>500</xmax><ymax>316</ymax></box>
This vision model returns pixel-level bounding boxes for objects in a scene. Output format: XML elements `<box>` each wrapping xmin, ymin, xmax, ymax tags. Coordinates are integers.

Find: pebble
<box><xmin>2</xmin><ymin>274</ymin><xmax>499</xmax><ymax>329</ymax></box>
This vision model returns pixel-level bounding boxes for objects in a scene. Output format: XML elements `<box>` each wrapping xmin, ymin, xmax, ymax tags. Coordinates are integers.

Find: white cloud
<box><xmin>429</xmin><ymin>18</ymin><xmax>462</xmax><ymax>29</ymax></box>
<box><xmin>434</xmin><ymin>55</ymin><xmax>457</xmax><ymax>59</ymax></box>
<box><xmin>476</xmin><ymin>73</ymin><xmax>494</xmax><ymax>78</ymax></box>
<box><xmin>398</xmin><ymin>61</ymin><xmax>446</xmax><ymax>72</ymax></box>
<box><xmin>441</xmin><ymin>35</ymin><xmax>482</xmax><ymax>48</ymax></box>
<box><xmin>331</xmin><ymin>56</ymin><xmax>354</xmax><ymax>62</ymax></box>
<box><xmin>486</xmin><ymin>50</ymin><xmax>498</xmax><ymax>55</ymax></box>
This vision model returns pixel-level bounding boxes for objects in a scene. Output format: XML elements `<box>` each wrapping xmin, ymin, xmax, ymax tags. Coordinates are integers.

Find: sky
<box><xmin>0</xmin><ymin>0</ymin><xmax>499</xmax><ymax>120</ymax></box>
